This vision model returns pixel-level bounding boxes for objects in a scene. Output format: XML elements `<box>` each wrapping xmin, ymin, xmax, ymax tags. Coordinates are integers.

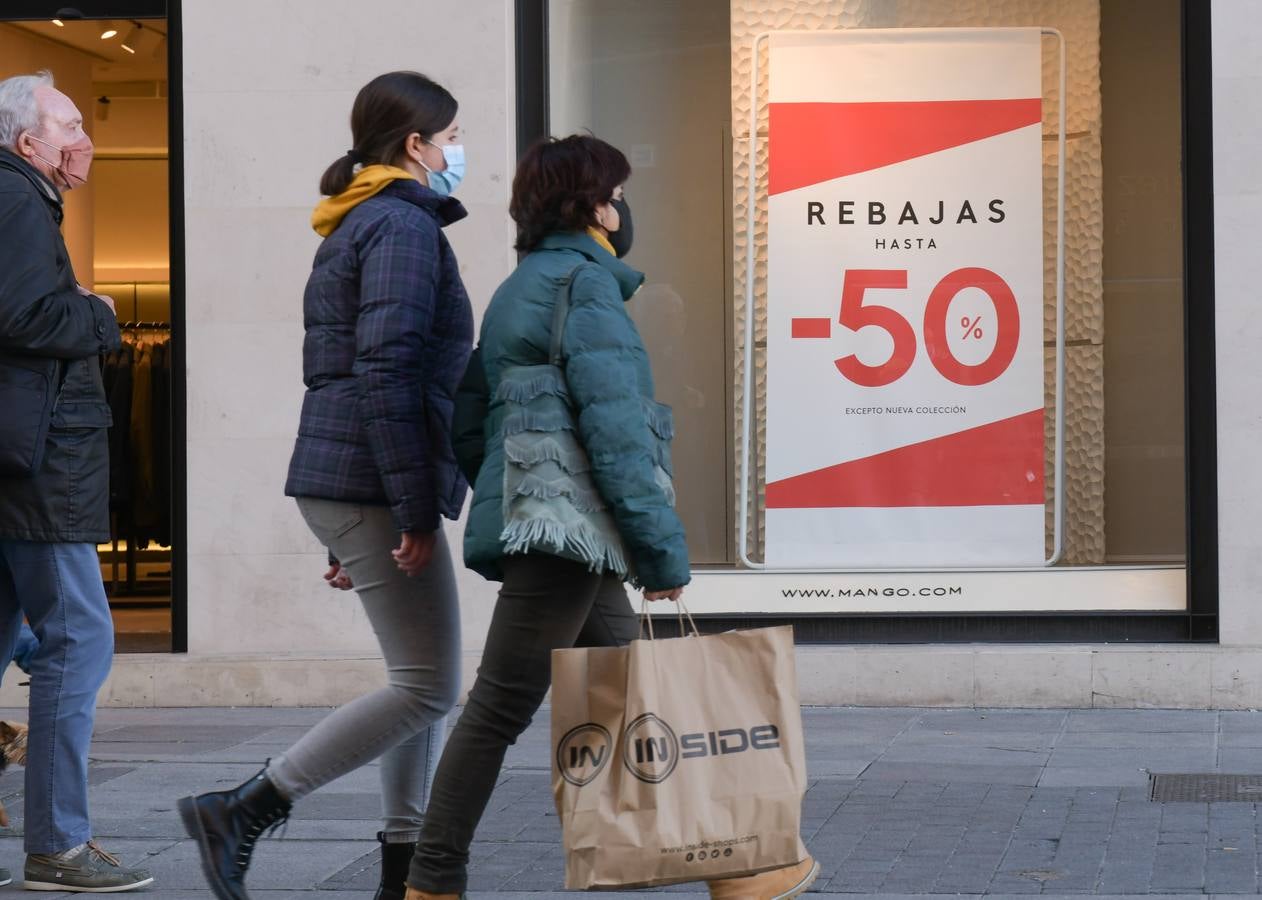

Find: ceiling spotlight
<box><xmin>100</xmin><ymin>21</ymin><xmax>118</xmax><ymax>40</ymax></box>
<box><xmin>120</xmin><ymin>23</ymin><xmax>141</xmax><ymax>54</ymax></box>
<box><xmin>52</xmin><ymin>19</ymin><xmax>65</xmax><ymax>26</ymax></box>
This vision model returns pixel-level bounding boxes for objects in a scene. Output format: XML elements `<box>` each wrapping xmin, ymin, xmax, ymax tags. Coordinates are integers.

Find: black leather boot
<box><xmin>374</xmin><ymin>832</ymin><xmax>415</xmax><ymax>900</ymax></box>
<box><xmin>177</xmin><ymin>767</ymin><xmax>292</xmax><ymax>900</ymax></box>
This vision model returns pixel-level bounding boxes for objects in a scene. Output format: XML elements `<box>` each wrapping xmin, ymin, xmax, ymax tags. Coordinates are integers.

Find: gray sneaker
<box><xmin>24</xmin><ymin>841</ymin><xmax>153</xmax><ymax>892</ymax></box>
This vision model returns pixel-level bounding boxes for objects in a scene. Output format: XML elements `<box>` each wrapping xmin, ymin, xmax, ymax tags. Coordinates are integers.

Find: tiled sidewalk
<box><xmin>0</xmin><ymin>706</ymin><xmax>1258</xmax><ymax>897</ymax></box>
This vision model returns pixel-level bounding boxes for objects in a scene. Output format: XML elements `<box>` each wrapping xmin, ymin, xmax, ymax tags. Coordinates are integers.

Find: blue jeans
<box><xmin>5</xmin><ymin>622</ymin><xmax>39</xmax><ymax>680</ymax></box>
<box><xmin>0</xmin><ymin>541</ymin><xmax>114</xmax><ymax>854</ymax></box>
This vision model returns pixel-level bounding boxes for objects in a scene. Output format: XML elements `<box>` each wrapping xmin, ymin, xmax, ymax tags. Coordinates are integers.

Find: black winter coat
<box><xmin>0</xmin><ymin>150</ymin><xmax>121</xmax><ymax>543</ymax></box>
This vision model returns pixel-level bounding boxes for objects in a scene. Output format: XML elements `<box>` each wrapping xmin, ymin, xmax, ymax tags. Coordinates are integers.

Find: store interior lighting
<box><xmin>100</xmin><ymin>20</ymin><xmax>119</xmax><ymax>40</ymax></box>
<box><xmin>51</xmin><ymin>19</ymin><xmax>65</xmax><ymax>26</ymax></box>
<box><xmin>120</xmin><ymin>23</ymin><xmax>142</xmax><ymax>54</ymax></box>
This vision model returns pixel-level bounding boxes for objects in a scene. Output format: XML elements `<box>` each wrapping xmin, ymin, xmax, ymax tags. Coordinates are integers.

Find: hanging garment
<box><xmin>151</xmin><ymin>340</ymin><xmax>172</xmax><ymax>547</ymax></box>
<box><xmin>128</xmin><ymin>344</ymin><xmax>158</xmax><ymax>546</ymax></box>
<box><xmin>105</xmin><ymin>342</ymin><xmax>134</xmax><ymax>507</ymax></box>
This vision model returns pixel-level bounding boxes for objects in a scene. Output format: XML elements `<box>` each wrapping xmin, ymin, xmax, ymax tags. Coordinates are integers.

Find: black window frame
<box><xmin>515</xmin><ymin>0</ymin><xmax>1219</xmax><ymax>643</ymax></box>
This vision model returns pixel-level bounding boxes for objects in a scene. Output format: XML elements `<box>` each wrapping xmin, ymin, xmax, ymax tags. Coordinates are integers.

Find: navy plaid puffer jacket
<box><xmin>285</xmin><ymin>180</ymin><xmax>474</xmax><ymax>532</ymax></box>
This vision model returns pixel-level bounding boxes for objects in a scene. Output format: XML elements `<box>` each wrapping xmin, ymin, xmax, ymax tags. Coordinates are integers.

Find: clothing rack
<box><xmin>103</xmin><ymin>326</ymin><xmax>173</xmax><ymax>599</ymax></box>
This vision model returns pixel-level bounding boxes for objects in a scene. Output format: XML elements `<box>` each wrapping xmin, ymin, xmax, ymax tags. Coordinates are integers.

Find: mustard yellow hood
<box><xmin>311</xmin><ymin>165</ymin><xmax>417</xmax><ymax>237</ymax></box>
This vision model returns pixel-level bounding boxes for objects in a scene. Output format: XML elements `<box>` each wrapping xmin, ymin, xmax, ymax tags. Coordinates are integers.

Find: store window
<box><xmin>549</xmin><ymin>0</ymin><xmax>735</xmax><ymax>564</ymax></box>
<box><xmin>1100</xmin><ymin>0</ymin><xmax>1185</xmax><ymax>564</ymax></box>
<box><xmin>545</xmin><ymin>0</ymin><xmax>1192</xmax><ymax>620</ymax></box>
<box><xmin>0</xmin><ymin>11</ymin><xmax>176</xmax><ymax>651</ymax></box>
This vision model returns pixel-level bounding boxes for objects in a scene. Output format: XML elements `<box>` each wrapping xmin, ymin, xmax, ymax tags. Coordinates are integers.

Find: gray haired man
<box><xmin>0</xmin><ymin>71</ymin><xmax>153</xmax><ymax>892</ymax></box>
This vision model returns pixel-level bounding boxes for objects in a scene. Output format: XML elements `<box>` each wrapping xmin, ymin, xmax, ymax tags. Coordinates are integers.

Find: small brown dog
<box><xmin>0</xmin><ymin>721</ymin><xmax>28</xmax><ymax>827</ymax></box>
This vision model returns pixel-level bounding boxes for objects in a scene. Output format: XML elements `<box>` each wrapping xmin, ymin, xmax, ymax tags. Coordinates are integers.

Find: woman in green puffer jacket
<box><xmin>404</xmin><ymin>135</ymin><xmax>691</xmax><ymax>899</ymax></box>
<box><xmin>459</xmin><ymin>157</ymin><xmax>690</xmax><ymax>592</ymax></box>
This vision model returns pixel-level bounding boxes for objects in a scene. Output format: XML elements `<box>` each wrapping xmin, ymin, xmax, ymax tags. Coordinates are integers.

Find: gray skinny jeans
<box><xmin>267</xmin><ymin>498</ymin><xmax>461</xmax><ymax>840</ymax></box>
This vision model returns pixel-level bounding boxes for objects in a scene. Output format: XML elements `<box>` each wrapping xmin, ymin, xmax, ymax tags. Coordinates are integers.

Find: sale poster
<box><xmin>764</xmin><ymin>29</ymin><xmax>1045</xmax><ymax>567</ymax></box>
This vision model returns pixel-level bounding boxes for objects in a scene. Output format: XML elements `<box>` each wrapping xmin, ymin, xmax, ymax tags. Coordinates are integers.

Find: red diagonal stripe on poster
<box><xmin>765</xmin><ymin>409</ymin><xmax>1045</xmax><ymax>509</ymax></box>
<box><xmin>768</xmin><ymin>99</ymin><xmax>1042</xmax><ymax>195</ymax></box>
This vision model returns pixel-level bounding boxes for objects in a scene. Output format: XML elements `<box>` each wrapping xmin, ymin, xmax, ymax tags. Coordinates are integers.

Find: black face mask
<box><xmin>608</xmin><ymin>197</ymin><xmax>633</xmax><ymax>258</ymax></box>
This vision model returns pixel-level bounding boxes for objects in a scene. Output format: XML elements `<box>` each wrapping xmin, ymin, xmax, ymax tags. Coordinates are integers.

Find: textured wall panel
<box><xmin>1044</xmin><ymin>345</ymin><xmax>1107</xmax><ymax>563</ymax></box>
<box><xmin>732</xmin><ymin>0</ymin><xmax>1105</xmax><ymax>564</ymax></box>
<box><xmin>890</xmin><ymin>0</ymin><xmax>1102</xmax><ymax>135</ymax></box>
<box><xmin>732</xmin><ymin>2</ymin><xmax>877</xmax><ymax>142</ymax></box>
<box><xmin>1044</xmin><ymin>134</ymin><xmax>1105</xmax><ymax>345</ymax></box>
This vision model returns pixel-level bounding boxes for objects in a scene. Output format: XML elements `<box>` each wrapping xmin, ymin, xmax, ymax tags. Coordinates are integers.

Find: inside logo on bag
<box><xmin>559</xmin><ymin>715</ymin><xmax>786</xmax><ymax>788</ymax></box>
<box><xmin>623</xmin><ymin>713</ymin><xmax>679</xmax><ymax>783</ymax></box>
<box><xmin>620</xmin><ymin>713</ymin><xmax>784</xmax><ymax>784</ymax></box>
<box><xmin>557</xmin><ymin>723</ymin><xmax>613</xmax><ymax>786</ymax></box>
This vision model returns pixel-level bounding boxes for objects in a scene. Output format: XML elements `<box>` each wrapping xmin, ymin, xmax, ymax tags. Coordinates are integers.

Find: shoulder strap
<box><xmin>550</xmin><ymin>263</ymin><xmax>592</xmax><ymax>366</ymax></box>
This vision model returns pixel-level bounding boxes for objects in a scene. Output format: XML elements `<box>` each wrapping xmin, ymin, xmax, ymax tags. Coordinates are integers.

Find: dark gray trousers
<box><xmin>408</xmin><ymin>552</ymin><xmax>637</xmax><ymax>893</ymax></box>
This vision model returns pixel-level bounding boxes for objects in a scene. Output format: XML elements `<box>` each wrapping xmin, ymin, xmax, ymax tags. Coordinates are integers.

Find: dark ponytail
<box><xmin>319</xmin><ymin>71</ymin><xmax>458</xmax><ymax>196</ymax></box>
<box><xmin>321</xmin><ymin>155</ymin><xmax>358</xmax><ymax>197</ymax></box>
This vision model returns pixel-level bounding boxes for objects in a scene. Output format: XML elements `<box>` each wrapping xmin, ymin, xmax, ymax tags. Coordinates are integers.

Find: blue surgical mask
<box><xmin>422</xmin><ymin>141</ymin><xmax>465</xmax><ymax>196</ymax></box>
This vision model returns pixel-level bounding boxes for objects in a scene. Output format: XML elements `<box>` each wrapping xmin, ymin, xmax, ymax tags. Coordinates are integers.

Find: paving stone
<box><xmin>12</xmin><ymin>706</ymin><xmax>1262</xmax><ymax>895</ymax></box>
<box><xmin>1065</xmin><ymin>710</ymin><xmax>1218</xmax><ymax>733</ymax></box>
<box><xmin>1048</xmin><ymin>747</ymin><xmax>1218</xmax><ymax>771</ymax></box>
<box><xmin>286</xmin><ymin>791</ymin><xmax>383</xmax><ymax>820</ymax></box>
<box><xmin>916</xmin><ymin>710</ymin><xmax>1068</xmax><ymax>731</ymax></box>
<box><xmin>878</xmin><ymin>745</ymin><xmax>1053</xmax><ymax>766</ymax></box>
<box><xmin>1057</xmin><ymin>730</ymin><xmax>1217</xmax><ymax>750</ymax></box>
<box><xmin>94</xmin><ymin>724</ymin><xmax>267</xmax><ymax>744</ymax></box>
<box><xmin>862</xmin><ymin>762</ymin><xmax>1043</xmax><ymax>786</ymax></box>
<box><xmin>1037</xmin><ymin>765</ymin><xmax>1153</xmax><ymax>787</ymax></box>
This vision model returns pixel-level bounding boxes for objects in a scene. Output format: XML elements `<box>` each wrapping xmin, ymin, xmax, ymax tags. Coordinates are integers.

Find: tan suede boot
<box><xmin>707</xmin><ymin>856</ymin><xmax>820</xmax><ymax>900</ymax></box>
<box><xmin>403</xmin><ymin>888</ymin><xmax>462</xmax><ymax>900</ymax></box>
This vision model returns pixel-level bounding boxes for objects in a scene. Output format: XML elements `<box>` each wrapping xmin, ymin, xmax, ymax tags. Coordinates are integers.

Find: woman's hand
<box><xmin>393</xmin><ymin>531</ymin><xmax>437</xmax><ymax>576</ymax></box>
<box><xmin>323</xmin><ymin>563</ymin><xmax>353</xmax><ymax>591</ymax></box>
<box><xmin>644</xmin><ymin>586</ymin><xmax>684</xmax><ymax>603</ymax></box>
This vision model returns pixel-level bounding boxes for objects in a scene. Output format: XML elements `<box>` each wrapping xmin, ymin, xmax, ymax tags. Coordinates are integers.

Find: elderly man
<box><xmin>0</xmin><ymin>71</ymin><xmax>152</xmax><ymax>892</ymax></box>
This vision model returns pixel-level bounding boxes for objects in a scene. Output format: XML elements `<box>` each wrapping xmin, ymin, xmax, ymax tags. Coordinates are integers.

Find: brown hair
<box><xmin>509</xmin><ymin>135</ymin><xmax>630</xmax><ymax>252</ymax></box>
<box><xmin>320</xmin><ymin>71</ymin><xmax>457</xmax><ymax>196</ymax></box>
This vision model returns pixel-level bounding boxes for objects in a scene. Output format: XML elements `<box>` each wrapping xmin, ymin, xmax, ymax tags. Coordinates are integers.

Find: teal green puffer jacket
<box><xmin>459</xmin><ymin>231</ymin><xmax>691</xmax><ymax>592</ymax></box>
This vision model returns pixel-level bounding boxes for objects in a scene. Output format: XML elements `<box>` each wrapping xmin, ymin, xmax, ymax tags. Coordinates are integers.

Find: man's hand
<box><xmin>393</xmin><ymin>531</ymin><xmax>437</xmax><ymax>576</ymax></box>
<box><xmin>644</xmin><ymin>587</ymin><xmax>685</xmax><ymax>603</ymax></box>
<box><xmin>323</xmin><ymin>563</ymin><xmax>353</xmax><ymax>591</ymax></box>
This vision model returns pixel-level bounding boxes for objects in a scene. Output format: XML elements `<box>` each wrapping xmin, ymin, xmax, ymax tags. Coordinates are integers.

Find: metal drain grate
<box><xmin>1151</xmin><ymin>774</ymin><xmax>1262</xmax><ymax>802</ymax></box>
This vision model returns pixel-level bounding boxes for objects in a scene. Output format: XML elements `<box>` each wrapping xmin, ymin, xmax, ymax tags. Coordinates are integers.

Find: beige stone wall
<box><xmin>182</xmin><ymin>0</ymin><xmax>516</xmax><ymax>655</ymax></box>
<box><xmin>731</xmin><ymin>0</ymin><xmax>1105</xmax><ymax>564</ymax></box>
<box><xmin>1214</xmin><ymin>0</ymin><xmax>1262</xmax><ymax>646</ymax></box>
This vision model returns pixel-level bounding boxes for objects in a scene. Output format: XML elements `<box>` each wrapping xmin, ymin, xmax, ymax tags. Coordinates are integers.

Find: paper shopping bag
<box><xmin>552</xmin><ymin>625</ymin><xmax>808</xmax><ymax>889</ymax></box>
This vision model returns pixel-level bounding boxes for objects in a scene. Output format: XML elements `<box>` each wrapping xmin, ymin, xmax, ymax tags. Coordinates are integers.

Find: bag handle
<box><xmin>638</xmin><ymin>597</ymin><xmax>701</xmax><ymax>641</ymax></box>
<box><xmin>549</xmin><ymin>263</ymin><xmax>593</xmax><ymax>367</ymax></box>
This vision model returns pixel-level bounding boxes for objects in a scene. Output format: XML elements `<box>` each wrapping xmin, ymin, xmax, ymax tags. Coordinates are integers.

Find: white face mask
<box><xmin>421</xmin><ymin>141</ymin><xmax>465</xmax><ymax>196</ymax></box>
